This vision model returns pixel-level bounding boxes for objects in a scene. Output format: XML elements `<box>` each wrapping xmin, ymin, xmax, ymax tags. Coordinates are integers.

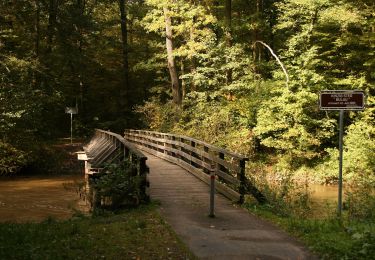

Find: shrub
<box><xmin>0</xmin><ymin>141</ymin><xmax>27</xmax><ymax>175</ymax></box>
<box><xmin>346</xmin><ymin>177</ymin><xmax>375</xmax><ymax>221</ymax></box>
<box><xmin>316</xmin><ymin>108</ymin><xmax>375</xmax><ymax>184</ymax></box>
<box><xmin>90</xmin><ymin>161</ymin><xmax>142</xmax><ymax>209</ymax></box>
<box><xmin>254</xmin><ymin>88</ymin><xmax>336</xmax><ymax>170</ymax></box>
<box><xmin>245</xmin><ymin>164</ymin><xmax>313</xmax><ymax>218</ymax></box>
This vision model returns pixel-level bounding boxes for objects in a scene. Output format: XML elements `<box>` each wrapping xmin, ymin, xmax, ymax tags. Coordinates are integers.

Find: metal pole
<box><xmin>338</xmin><ymin>110</ymin><xmax>344</xmax><ymax>216</ymax></box>
<box><xmin>209</xmin><ymin>165</ymin><xmax>215</xmax><ymax>218</ymax></box>
<box><xmin>70</xmin><ymin>113</ymin><xmax>73</xmax><ymax>145</ymax></box>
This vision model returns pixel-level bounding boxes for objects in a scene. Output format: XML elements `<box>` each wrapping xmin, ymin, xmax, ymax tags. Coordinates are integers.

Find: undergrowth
<box><xmin>244</xmin><ymin>170</ymin><xmax>375</xmax><ymax>260</ymax></box>
<box><xmin>0</xmin><ymin>203</ymin><xmax>196</xmax><ymax>260</ymax></box>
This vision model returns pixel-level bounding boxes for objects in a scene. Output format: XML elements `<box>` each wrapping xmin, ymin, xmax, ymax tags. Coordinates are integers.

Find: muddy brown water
<box><xmin>0</xmin><ymin>175</ymin><xmax>86</xmax><ymax>223</ymax></box>
<box><xmin>310</xmin><ymin>184</ymin><xmax>341</xmax><ymax>203</ymax></box>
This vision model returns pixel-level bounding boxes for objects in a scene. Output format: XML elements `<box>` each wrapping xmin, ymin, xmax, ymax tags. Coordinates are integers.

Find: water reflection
<box><xmin>310</xmin><ymin>184</ymin><xmax>341</xmax><ymax>203</ymax></box>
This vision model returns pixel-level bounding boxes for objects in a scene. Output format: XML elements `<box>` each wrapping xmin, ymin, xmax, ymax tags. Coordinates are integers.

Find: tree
<box><xmin>254</xmin><ymin>0</ymin><xmax>375</xmax><ymax>170</ymax></box>
<box><xmin>119</xmin><ymin>0</ymin><xmax>130</xmax><ymax>110</ymax></box>
<box><xmin>163</xmin><ymin>6</ymin><xmax>182</xmax><ymax>105</ymax></box>
<box><xmin>225</xmin><ymin>0</ymin><xmax>232</xmax><ymax>84</ymax></box>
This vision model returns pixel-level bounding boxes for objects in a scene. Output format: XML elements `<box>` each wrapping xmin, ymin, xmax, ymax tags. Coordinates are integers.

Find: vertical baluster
<box><xmin>238</xmin><ymin>159</ymin><xmax>246</xmax><ymax>204</ymax></box>
<box><xmin>139</xmin><ymin>157</ymin><xmax>150</xmax><ymax>202</ymax></box>
<box><xmin>218</xmin><ymin>152</ymin><xmax>225</xmax><ymax>172</ymax></box>
<box><xmin>203</xmin><ymin>146</ymin><xmax>209</xmax><ymax>173</ymax></box>
<box><xmin>190</xmin><ymin>140</ymin><xmax>195</xmax><ymax>167</ymax></box>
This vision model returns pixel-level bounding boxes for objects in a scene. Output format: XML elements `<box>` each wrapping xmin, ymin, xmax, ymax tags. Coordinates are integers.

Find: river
<box><xmin>0</xmin><ymin>174</ymin><xmax>86</xmax><ymax>223</ymax></box>
<box><xmin>310</xmin><ymin>184</ymin><xmax>341</xmax><ymax>203</ymax></box>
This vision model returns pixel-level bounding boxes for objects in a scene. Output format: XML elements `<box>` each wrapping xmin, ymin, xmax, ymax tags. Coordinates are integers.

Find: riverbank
<box><xmin>244</xmin><ymin>203</ymin><xmax>375</xmax><ymax>260</ymax></box>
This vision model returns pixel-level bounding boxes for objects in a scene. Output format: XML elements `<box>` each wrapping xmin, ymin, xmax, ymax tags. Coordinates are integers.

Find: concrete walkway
<box><xmin>146</xmin><ymin>153</ymin><xmax>317</xmax><ymax>260</ymax></box>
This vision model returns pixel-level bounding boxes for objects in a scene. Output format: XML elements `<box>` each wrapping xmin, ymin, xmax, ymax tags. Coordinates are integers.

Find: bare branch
<box><xmin>254</xmin><ymin>40</ymin><xmax>289</xmax><ymax>86</ymax></box>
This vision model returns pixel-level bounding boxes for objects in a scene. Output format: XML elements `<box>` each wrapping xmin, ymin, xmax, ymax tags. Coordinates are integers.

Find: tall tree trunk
<box><xmin>189</xmin><ymin>13</ymin><xmax>196</xmax><ymax>92</ymax></box>
<box><xmin>225</xmin><ymin>0</ymin><xmax>232</xmax><ymax>84</ymax></box>
<box><xmin>77</xmin><ymin>0</ymin><xmax>86</xmax><ymax>115</ymax></box>
<box><xmin>254</xmin><ymin>0</ymin><xmax>263</xmax><ymax>62</ymax></box>
<box><xmin>34</xmin><ymin>0</ymin><xmax>41</xmax><ymax>89</ymax></box>
<box><xmin>47</xmin><ymin>0</ymin><xmax>57</xmax><ymax>53</ymax></box>
<box><xmin>35</xmin><ymin>0</ymin><xmax>40</xmax><ymax>57</ymax></box>
<box><xmin>163</xmin><ymin>7</ymin><xmax>181</xmax><ymax>105</ymax></box>
<box><xmin>119</xmin><ymin>0</ymin><xmax>129</xmax><ymax>110</ymax></box>
<box><xmin>180</xmin><ymin>60</ymin><xmax>186</xmax><ymax>98</ymax></box>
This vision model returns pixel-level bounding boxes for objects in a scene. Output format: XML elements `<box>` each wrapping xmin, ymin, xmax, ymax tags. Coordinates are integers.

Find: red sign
<box><xmin>319</xmin><ymin>90</ymin><xmax>365</xmax><ymax>110</ymax></box>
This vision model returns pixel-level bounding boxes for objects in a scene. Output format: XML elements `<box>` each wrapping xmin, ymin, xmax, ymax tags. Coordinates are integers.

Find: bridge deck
<box><xmin>146</xmin><ymin>152</ymin><xmax>316</xmax><ymax>259</ymax></box>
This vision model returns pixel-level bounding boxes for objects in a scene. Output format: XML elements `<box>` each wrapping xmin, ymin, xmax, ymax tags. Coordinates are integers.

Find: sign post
<box><xmin>338</xmin><ymin>109</ymin><xmax>344</xmax><ymax>215</ymax></box>
<box><xmin>319</xmin><ymin>90</ymin><xmax>365</xmax><ymax>216</ymax></box>
<box><xmin>65</xmin><ymin>107</ymin><xmax>78</xmax><ymax>144</ymax></box>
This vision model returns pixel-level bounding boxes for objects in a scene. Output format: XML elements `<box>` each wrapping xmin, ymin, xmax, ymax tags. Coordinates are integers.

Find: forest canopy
<box><xmin>1</xmin><ymin>0</ymin><xmax>374</xmax><ymax>182</ymax></box>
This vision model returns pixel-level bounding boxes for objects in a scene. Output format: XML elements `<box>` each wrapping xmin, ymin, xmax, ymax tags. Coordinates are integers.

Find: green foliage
<box><xmin>0</xmin><ymin>0</ymin><xmax>373</xmax><ymax>186</ymax></box>
<box><xmin>135</xmin><ymin>100</ymin><xmax>181</xmax><ymax>132</ymax></box>
<box><xmin>91</xmin><ymin>161</ymin><xmax>142</xmax><ymax>209</ymax></box>
<box><xmin>245</xmin><ymin>167</ymin><xmax>313</xmax><ymax>218</ymax></box>
<box><xmin>254</xmin><ymin>87</ymin><xmax>336</xmax><ymax>168</ymax></box>
<box><xmin>246</xmin><ymin>202</ymin><xmax>375</xmax><ymax>259</ymax></box>
<box><xmin>346</xmin><ymin>177</ymin><xmax>375</xmax><ymax>221</ymax></box>
<box><xmin>349</xmin><ymin>228</ymin><xmax>375</xmax><ymax>259</ymax></box>
<box><xmin>0</xmin><ymin>142</ymin><xmax>27</xmax><ymax>174</ymax></box>
<box><xmin>316</xmin><ymin>104</ymin><xmax>375</xmax><ymax>183</ymax></box>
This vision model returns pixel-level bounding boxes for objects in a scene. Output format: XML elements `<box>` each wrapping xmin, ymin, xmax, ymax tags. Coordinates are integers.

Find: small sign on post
<box><xmin>65</xmin><ymin>107</ymin><xmax>78</xmax><ymax>144</ymax></box>
<box><xmin>319</xmin><ymin>90</ymin><xmax>365</xmax><ymax>216</ymax></box>
<box><xmin>319</xmin><ymin>90</ymin><xmax>365</xmax><ymax>110</ymax></box>
<box><xmin>65</xmin><ymin>107</ymin><xmax>78</xmax><ymax>114</ymax></box>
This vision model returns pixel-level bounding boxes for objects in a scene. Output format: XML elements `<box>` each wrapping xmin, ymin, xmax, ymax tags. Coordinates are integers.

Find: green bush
<box><xmin>346</xmin><ymin>177</ymin><xmax>375</xmax><ymax>221</ymax></box>
<box><xmin>246</xmin><ymin>171</ymin><xmax>313</xmax><ymax>218</ymax></box>
<box><xmin>0</xmin><ymin>141</ymin><xmax>27</xmax><ymax>174</ymax></box>
<box><xmin>316</xmin><ymin>107</ymin><xmax>375</xmax><ymax>184</ymax></box>
<box><xmin>254</xmin><ymin>87</ymin><xmax>336</xmax><ymax>170</ymax></box>
<box><xmin>90</xmin><ymin>161</ymin><xmax>142</xmax><ymax>209</ymax></box>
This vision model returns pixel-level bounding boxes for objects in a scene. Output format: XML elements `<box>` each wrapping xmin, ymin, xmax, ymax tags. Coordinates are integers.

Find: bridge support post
<box><xmin>209</xmin><ymin>165</ymin><xmax>216</xmax><ymax>218</ymax></box>
<box><xmin>238</xmin><ymin>159</ymin><xmax>246</xmax><ymax>204</ymax></box>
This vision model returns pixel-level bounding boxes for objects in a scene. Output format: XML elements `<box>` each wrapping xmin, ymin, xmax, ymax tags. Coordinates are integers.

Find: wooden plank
<box><xmin>93</xmin><ymin>146</ymin><xmax>117</xmax><ymax>166</ymax></box>
<box><xmin>125</xmin><ymin>132</ymin><xmax>242</xmax><ymax>173</ymax></box>
<box><xmin>216</xmin><ymin>169</ymin><xmax>240</xmax><ymax>186</ymax></box>
<box><xmin>124</xmin><ymin>129</ymin><xmax>248</xmax><ymax>160</ymax></box>
<box><xmin>163</xmin><ymin>157</ymin><xmax>241</xmax><ymax>202</ymax></box>
<box><xmin>124</xmin><ymin>129</ymin><xmax>247</xmax><ymax>202</ymax></box>
<box><xmin>215</xmin><ymin>181</ymin><xmax>241</xmax><ymax>202</ymax></box>
<box><xmin>131</xmin><ymin>142</ymin><xmax>241</xmax><ymax>202</ymax></box>
<box><xmin>97</xmin><ymin>129</ymin><xmax>146</xmax><ymax>159</ymax></box>
<box><xmin>85</xmin><ymin>138</ymin><xmax>108</xmax><ymax>155</ymax></box>
<box><xmin>86</xmin><ymin>141</ymin><xmax>112</xmax><ymax>160</ymax></box>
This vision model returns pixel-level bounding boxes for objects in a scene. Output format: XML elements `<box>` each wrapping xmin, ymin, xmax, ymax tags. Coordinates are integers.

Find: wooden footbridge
<box><xmin>78</xmin><ymin>129</ymin><xmax>265</xmax><ymax>204</ymax></box>
<box><xmin>77</xmin><ymin>129</ymin><xmax>315</xmax><ymax>259</ymax></box>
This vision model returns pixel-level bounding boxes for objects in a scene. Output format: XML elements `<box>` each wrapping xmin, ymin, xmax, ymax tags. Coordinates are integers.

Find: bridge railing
<box><xmin>124</xmin><ymin>129</ymin><xmax>248</xmax><ymax>203</ymax></box>
<box><xmin>84</xmin><ymin>129</ymin><xmax>149</xmax><ymax>201</ymax></box>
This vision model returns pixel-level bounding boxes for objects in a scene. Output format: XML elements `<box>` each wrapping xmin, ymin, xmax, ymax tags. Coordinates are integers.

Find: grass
<box><xmin>244</xmin><ymin>203</ymin><xmax>375</xmax><ymax>260</ymax></box>
<box><xmin>0</xmin><ymin>203</ymin><xmax>196</xmax><ymax>260</ymax></box>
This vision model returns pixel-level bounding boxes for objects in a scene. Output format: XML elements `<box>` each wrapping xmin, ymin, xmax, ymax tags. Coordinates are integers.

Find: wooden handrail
<box><xmin>124</xmin><ymin>129</ymin><xmax>249</xmax><ymax>203</ymax></box>
<box><xmin>85</xmin><ymin>129</ymin><xmax>149</xmax><ymax>202</ymax></box>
